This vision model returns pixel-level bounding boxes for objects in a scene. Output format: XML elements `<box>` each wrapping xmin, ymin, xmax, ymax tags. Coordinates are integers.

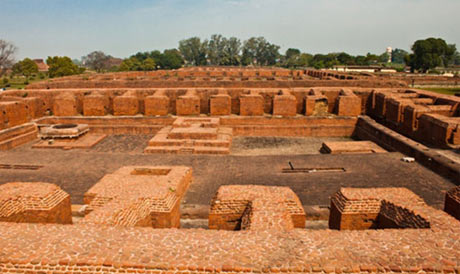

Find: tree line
<box><xmin>1</xmin><ymin>36</ymin><xmax>460</xmax><ymax>80</ymax></box>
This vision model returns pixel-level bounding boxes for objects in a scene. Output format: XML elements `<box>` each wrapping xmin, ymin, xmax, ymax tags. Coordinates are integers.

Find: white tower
<box><xmin>386</xmin><ymin>47</ymin><xmax>392</xmax><ymax>63</ymax></box>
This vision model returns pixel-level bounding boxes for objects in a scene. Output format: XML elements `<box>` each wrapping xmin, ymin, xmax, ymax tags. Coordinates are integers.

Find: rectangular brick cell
<box><xmin>273</xmin><ymin>90</ymin><xmax>297</xmax><ymax>117</ymax></box>
<box><xmin>329</xmin><ymin>188</ymin><xmax>430</xmax><ymax>230</ymax></box>
<box><xmin>145</xmin><ymin>90</ymin><xmax>170</xmax><ymax>116</ymax></box>
<box><xmin>82</xmin><ymin>166</ymin><xmax>192</xmax><ymax>228</ymax></box>
<box><xmin>305</xmin><ymin>90</ymin><xmax>329</xmax><ymax>116</ymax></box>
<box><xmin>53</xmin><ymin>92</ymin><xmax>80</xmax><ymax>116</ymax></box>
<box><xmin>210</xmin><ymin>92</ymin><xmax>231</xmax><ymax>116</ymax></box>
<box><xmin>83</xmin><ymin>93</ymin><xmax>110</xmax><ymax>116</ymax></box>
<box><xmin>0</xmin><ymin>182</ymin><xmax>72</xmax><ymax>224</ymax></box>
<box><xmin>113</xmin><ymin>91</ymin><xmax>139</xmax><ymax>116</ymax></box>
<box><xmin>209</xmin><ymin>185</ymin><xmax>305</xmax><ymax>231</ymax></box>
<box><xmin>336</xmin><ymin>89</ymin><xmax>362</xmax><ymax>116</ymax></box>
<box><xmin>239</xmin><ymin>91</ymin><xmax>264</xmax><ymax>116</ymax></box>
<box><xmin>176</xmin><ymin>90</ymin><xmax>200</xmax><ymax>116</ymax></box>
<box><xmin>0</xmin><ymin>101</ymin><xmax>29</xmax><ymax>129</ymax></box>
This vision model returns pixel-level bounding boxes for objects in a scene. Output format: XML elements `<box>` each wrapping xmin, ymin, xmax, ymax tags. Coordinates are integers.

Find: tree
<box><xmin>221</xmin><ymin>37</ymin><xmax>241</xmax><ymax>66</ymax></box>
<box><xmin>142</xmin><ymin>58</ymin><xmax>156</xmax><ymax>71</ymax></box>
<box><xmin>178</xmin><ymin>37</ymin><xmax>207</xmax><ymax>66</ymax></box>
<box><xmin>12</xmin><ymin>58</ymin><xmax>38</xmax><ymax>77</ymax></box>
<box><xmin>82</xmin><ymin>51</ymin><xmax>112</xmax><ymax>72</ymax></box>
<box><xmin>206</xmin><ymin>34</ymin><xmax>226</xmax><ymax>66</ymax></box>
<box><xmin>160</xmin><ymin>49</ymin><xmax>184</xmax><ymax>69</ymax></box>
<box><xmin>406</xmin><ymin>38</ymin><xmax>456</xmax><ymax>72</ymax></box>
<box><xmin>391</xmin><ymin>48</ymin><xmax>409</xmax><ymax>64</ymax></box>
<box><xmin>336</xmin><ymin>52</ymin><xmax>355</xmax><ymax>66</ymax></box>
<box><xmin>46</xmin><ymin>56</ymin><xmax>84</xmax><ymax>78</ymax></box>
<box><xmin>0</xmin><ymin>40</ymin><xmax>17</xmax><ymax>76</ymax></box>
<box><xmin>283</xmin><ymin>48</ymin><xmax>302</xmax><ymax>68</ymax></box>
<box><xmin>241</xmin><ymin>37</ymin><xmax>280</xmax><ymax>66</ymax></box>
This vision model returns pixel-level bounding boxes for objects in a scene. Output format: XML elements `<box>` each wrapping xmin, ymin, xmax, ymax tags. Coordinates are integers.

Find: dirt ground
<box><xmin>0</xmin><ymin>136</ymin><xmax>455</xmax><ymax>209</ymax></box>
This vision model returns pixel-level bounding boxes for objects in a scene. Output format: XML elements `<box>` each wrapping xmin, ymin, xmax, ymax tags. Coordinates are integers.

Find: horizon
<box><xmin>1</xmin><ymin>0</ymin><xmax>459</xmax><ymax>60</ymax></box>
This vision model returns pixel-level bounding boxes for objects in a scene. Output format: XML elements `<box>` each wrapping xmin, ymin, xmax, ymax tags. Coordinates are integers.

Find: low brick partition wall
<box><xmin>329</xmin><ymin>188</ymin><xmax>430</xmax><ymax>230</ymax></box>
<box><xmin>0</xmin><ymin>182</ymin><xmax>72</xmax><ymax>224</ymax></box>
<box><xmin>0</xmin><ymin>123</ymin><xmax>38</xmax><ymax>150</ymax></box>
<box><xmin>209</xmin><ymin>185</ymin><xmax>306</xmax><ymax>231</ymax></box>
<box><xmin>355</xmin><ymin>116</ymin><xmax>460</xmax><ymax>184</ymax></box>
<box><xmin>81</xmin><ymin>166</ymin><xmax>192</xmax><ymax>228</ymax></box>
<box><xmin>444</xmin><ymin>186</ymin><xmax>460</xmax><ymax>220</ymax></box>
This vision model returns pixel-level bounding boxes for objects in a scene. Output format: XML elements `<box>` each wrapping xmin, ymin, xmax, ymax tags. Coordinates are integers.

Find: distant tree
<box><xmin>298</xmin><ymin>53</ymin><xmax>313</xmax><ymax>67</ymax></box>
<box><xmin>0</xmin><ymin>40</ymin><xmax>17</xmax><ymax>76</ymax></box>
<box><xmin>12</xmin><ymin>58</ymin><xmax>38</xmax><ymax>77</ymax></box>
<box><xmin>336</xmin><ymin>52</ymin><xmax>355</xmax><ymax>66</ymax></box>
<box><xmin>221</xmin><ymin>37</ymin><xmax>241</xmax><ymax>66</ymax></box>
<box><xmin>452</xmin><ymin>51</ymin><xmax>460</xmax><ymax>65</ymax></box>
<box><xmin>82</xmin><ymin>51</ymin><xmax>112</xmax><ymax>72</ymax></box>
<box><xmin>46</xmin><ymin>56</ymin><xmax>84</xmax><ymax>78</ymax></box>
<box><xmin>119</xmin><ymin>57</ymin><xmax>142</xmax><ymax>71</ymax></box>
<box><xmin>142</xmin><ymin>58</ymin><xmax>156</xmax><ymax>71</ymax></box>
<box><xmin>178</xmin><ymin>37</ymin><xmax>207</xmax><ymax>66</ymax></box>
<box><xmin>160</xmin><ymin>49</ymin><xmax>184</xmax><ymax>69</ymax></box>
<box><xmin>206</xmin><ymin>34</ymin><xmax>227</xmax><ymax>66</ymax></box>
<box><xmin>241</xmin><ymin>37</ymin><xmax>280</xmax><ymax>66</ymax></box>
<box><xmin>406</xmin><ymin>38</ymin><xmax>456</xmax><ymax>72</ymax></box>
<box><xmin>283</xmin><ymin>48</ymin><xmax>301</xmax><ymax>68</ymax></box>
<box><xmin>391</xmin><ymin>48</ymin><xmax>409</xmax><ymax>64</ymax></box>
<box><xmin>310</xmin><ymin>53</ymin><xmax>339</xmax><ymax>69</ymax></box>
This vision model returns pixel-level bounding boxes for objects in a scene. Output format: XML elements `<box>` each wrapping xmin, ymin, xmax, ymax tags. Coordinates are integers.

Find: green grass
<box><xmin>423</xmin><ymin>87</ymin><xmax>460</xmax><ymax>95</ymax></box>
<box><xmin>1</xmin><ymin>75</ymin><xmax>49</xmax><ymax>90</ymax></box>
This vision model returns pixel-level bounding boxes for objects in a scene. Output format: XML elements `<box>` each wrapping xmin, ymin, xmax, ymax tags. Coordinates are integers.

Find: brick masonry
<box><xmin>81</xmin><ymin>166</ymin><xmax>192</xmax><ymax>228</ymax></box>
<box><xmin>0</xmin><ymin>182</ymin><xmax>72</xmax><ymax>224</ymax></box>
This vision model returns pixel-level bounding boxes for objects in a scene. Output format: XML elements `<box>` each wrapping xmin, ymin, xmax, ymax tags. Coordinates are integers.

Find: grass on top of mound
<box><xmin>423</xmin><ymin>87</ymin><xmax>460</xmax><ymax>95</ymax></box>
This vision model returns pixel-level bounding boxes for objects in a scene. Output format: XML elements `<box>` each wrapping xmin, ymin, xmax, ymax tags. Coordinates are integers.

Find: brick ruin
<box><xmin>0</xmin><ymin>67</ymin><xmax>459</xmax><ymax>272</ymax></box>
<box><xmin>82</xmin><ymin>166</ymin><xmax>192</xmax><ymax>228</ymax></box>
<box><xmin>0</xmin><ymin>182</ymin><xmax>72</xmax><ymax>224</ymax></box>
<box><xmin>0</xmin><ymin>173</ymin><xmax>459</xmax><ymax>273</ymax></box>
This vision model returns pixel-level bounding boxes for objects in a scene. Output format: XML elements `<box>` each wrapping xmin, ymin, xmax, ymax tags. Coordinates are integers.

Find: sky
<box><xmin>1</xmin><ymin>0</ymin><xmax>459</xmax><ymax>60</ymax></box>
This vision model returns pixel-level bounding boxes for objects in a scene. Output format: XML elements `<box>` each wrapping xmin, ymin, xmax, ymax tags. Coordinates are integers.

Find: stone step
<box><xmin>0</xmin><ymin>129</ymin><xmax>38</xmax><ymax>150</ymax></box>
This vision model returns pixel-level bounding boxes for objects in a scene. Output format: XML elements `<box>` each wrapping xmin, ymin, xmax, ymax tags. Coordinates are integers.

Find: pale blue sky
<box><xmin>1</xmin><ymin>0</ymin><xmax>459</xmax><ymax>60</ymax></box>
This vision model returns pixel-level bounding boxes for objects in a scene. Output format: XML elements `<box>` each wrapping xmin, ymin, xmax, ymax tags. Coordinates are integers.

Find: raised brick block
<box><xmin>418</xmin><ymin>114</ymin><xmax>460</xmax><ymax>147</ymax></box>
<box><xmin>336</xmin><ymin>89</ymin><xmax>361</xmax><ymax>116</ymax></box>
<box><xmin>329</xmin><ymin>188</ymin><xmax>430</xmax><ymax>230</ymax></box>
<box><xmin>176</xmin><ymin>90</ymin><xmax>200</xmax><ymax>116</ymax></box>
<box><xmin>273</xmin><ymin>91</ymin><xmax>297</xmax><ymax>116</ymax></box>
<box><xmin>444</xmin><ymin>186</ymin><xmax>460</xmax><ymax>220</ymax></box>
<box><xmin>113</xmin><ymin>92</ymin><xmax>139</xmax><ymax>116</ymax></box>
<box><xmin>239</xmin><ymin>92</ymin><xmax>264</xmax><ymax>116</ymax></box>
<box><xmin>305</xmin><ymin>90</ymin><xmax>328</xmax><ymax>116</ymax></box>
<box><xmin>83</xmin><ymin>94</ymin><xmax>109</xmax><ymax>116</ymax></box>
<box><xmin>0</xmin><ymin>182</ymin><xmax>72</xmax><ymax>224</ymax></box>
<box><xmin>209</xmin><ymin>185</ymin><xmax>305</xmax><ymax>231</ymax></box>
<box><xmin>82</xmin><ymin>166</ymin><xmax>192</xmax><ymax>228</ymax></box>
<box><xmin>53</xmin><ymin>92</ymin><xmax>79</xmax><ymax>116</ymax></box>
<box><xmin>0</xmin><ymin>101</ymin><xmax>29</xmax><ymax>128</ymax></box>
<box><xmin>145</xmin><ymin>90</ymin><xmax>170</xmax><ymax>116</ymax></box>
<box><xmin>210</xmin><ymin>92</ymin><xmax>231</xmax><ymax>116</ymax></box>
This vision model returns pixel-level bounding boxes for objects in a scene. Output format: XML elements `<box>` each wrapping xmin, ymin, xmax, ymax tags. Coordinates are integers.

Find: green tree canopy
<box><xmin>406</xmin><ymin>38</ymin><xmax>456</xmax><ymax>72</ymax></box>
<box><xmin>391</xmin><ymin>48</ymin><xmax>409</xmax><ymax>64</ymax></box>
<box><xmin>241</xmin><ymin>37</ymin><xmax>280</xmax><ymax>66</ymax></box>
<box><xmin>178</xmin><ymin>37</ymin><xmax>207</xmax><ymax>66</ymax></box>
<box><xmin>12</xmin><ymin>58</ymin><xmax>38</xmax><ymax>77</ymax></box>
<box><xmin>46</xmin><ymin>56</ymin><xmax>84</xmax><ymax>78</ymax></box>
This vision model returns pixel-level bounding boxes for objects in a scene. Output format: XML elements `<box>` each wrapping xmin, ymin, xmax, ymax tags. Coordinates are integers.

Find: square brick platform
<box><xmin>145</xmin><ymin>117</ymin><xmax>233</xmax><ymax>154</ymax></box>
<box><xmin>0</xmin><ymin>182</ymin><xmax>72</xmax><ymax>224</ymax></box>
<box><xmin>209</xmin><ymin>185</ymin><xmax>306</xmax><ymax>231</ymax></box>
<box><xmin>81</xmin><ymin>166</ymin><xmax>192</xmax><ymax>228</ymax></box>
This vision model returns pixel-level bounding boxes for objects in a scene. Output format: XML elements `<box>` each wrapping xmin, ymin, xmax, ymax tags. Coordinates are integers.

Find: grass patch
<box><xmin>1</xmin><ymin>75</ymin><xmax>49</xmax><ymax>90</ymax></box>
<box><xmin>423</xmin><ymin>87</ymin><xmax>460</xmax><ymax>95</ymax></box>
